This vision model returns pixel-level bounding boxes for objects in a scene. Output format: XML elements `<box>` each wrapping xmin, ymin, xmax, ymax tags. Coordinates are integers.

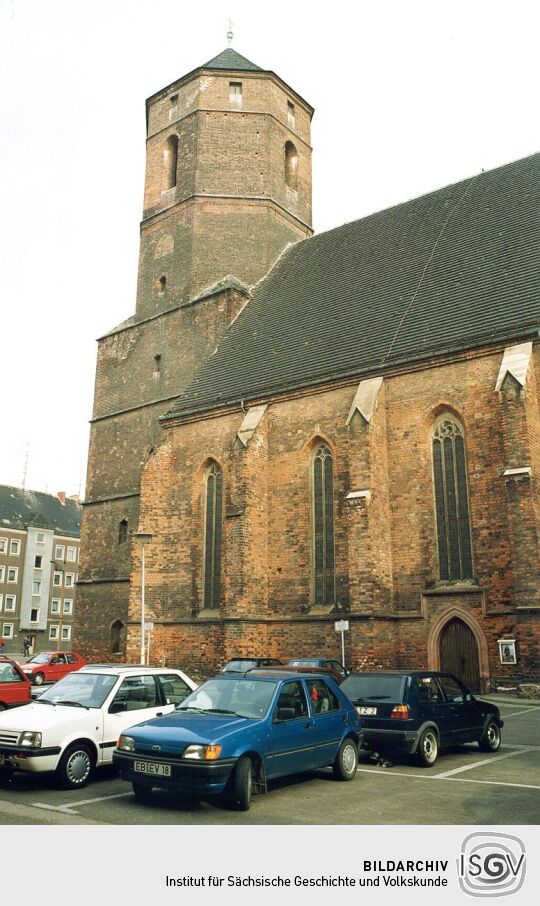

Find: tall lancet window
<box><xmin>163</xmin><ymin>134</ymin><xmax>178</xmax><ymax>190</ymax></box>
<box><xmin>285</xmin><ymin>141</ymin><xmax>298</xmax><ymax>190</ymax></box>
<box><xmin>203</xmin><ymin>463</ymin><xmax>223</xmax><ymax>609</ymax></box>
<box><xmin>432</xmin><ymin>417</ymin><xmax>473</xmax><ymax>581</ymax></box>
<box><xmin>312</xmin><ymin>444</ymin><xmax>335</xmax><ymax>606</ymax></box>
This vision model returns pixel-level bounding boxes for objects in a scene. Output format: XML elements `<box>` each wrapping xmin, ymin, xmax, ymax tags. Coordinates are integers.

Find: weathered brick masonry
<box><xmin>76</xmin><ymin>47</ymin><xmax>539</xmax><ymax>689</ymax></box>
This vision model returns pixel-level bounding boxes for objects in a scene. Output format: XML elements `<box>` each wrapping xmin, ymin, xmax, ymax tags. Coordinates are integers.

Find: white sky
<box><xmin>1</xmin><ymin>0</ymin><xmax>539</xmax><ymax>499</ymax></box>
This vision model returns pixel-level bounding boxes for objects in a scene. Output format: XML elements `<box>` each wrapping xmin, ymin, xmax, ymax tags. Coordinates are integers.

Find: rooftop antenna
<box><xmin>227</xmin><ymin>17</ymin><xmax>233</xmax><ymax>46</ymax></box>
<box><xmin>21</xmin><ymin>442</ymin><xmax>30</xmax><ymax>489</ymax></box>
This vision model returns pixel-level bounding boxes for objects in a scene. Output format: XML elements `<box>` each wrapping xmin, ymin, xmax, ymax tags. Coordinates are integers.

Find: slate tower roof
<box><xmin>0</xmin><ymin>486</ymin><xmax>81</xmax><ymax>537</ymax></box>
<box><xmin>165</xmin><ymin>151</ymin><xmax>540</xmax><ymax>420</ymax></box>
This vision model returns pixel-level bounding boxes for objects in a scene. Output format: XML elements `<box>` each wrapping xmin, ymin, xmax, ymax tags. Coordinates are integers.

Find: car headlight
<box><xmin>183</xmin><ymin>744</ymin><xmax>222</xmax><ymax>760</ymax></box>
<box><xmin>117</xmin><ymin>735</ymin><xmax>135</xmax><ymax>752</ymax></box>
<box><xmin>19</xmin><ymin>731</ymin><xmax>42</xmax><ymax>748</ymax></box>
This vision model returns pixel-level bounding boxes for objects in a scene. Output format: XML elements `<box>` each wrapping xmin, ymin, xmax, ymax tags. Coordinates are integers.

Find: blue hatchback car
<box><xmin>113</xmin><ymin>670</ymin><xmax>362</xmax><ymax>810</ymax></box>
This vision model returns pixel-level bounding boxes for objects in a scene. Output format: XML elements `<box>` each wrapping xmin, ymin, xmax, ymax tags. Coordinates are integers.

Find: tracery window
<box><xmin>432</xmin><ymin>417</ymin><xmax>473</xmax><ymax>580</ymax></box>
<box><xmin>312</xmin><ymin>444</ymin><xmax>335</xmax><ymax>605</ymax></box>
<box><xmin>203</xmin><ymin>463</ymin><xmax>223</xmax><ymax>609</ymax></box>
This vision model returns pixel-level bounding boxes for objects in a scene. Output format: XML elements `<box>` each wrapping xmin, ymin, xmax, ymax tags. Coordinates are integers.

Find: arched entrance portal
<box><xmin>439</xmin><ymin>617</ymin><xmax>480</xmax><ymax>691</ymax></box>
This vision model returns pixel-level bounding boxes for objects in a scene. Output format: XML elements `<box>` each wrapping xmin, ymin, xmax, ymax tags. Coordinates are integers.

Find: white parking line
<box><xmin>356</xmin><ymin>767</ymin><xmax>540</xmax><ymax>791</ymax></box>
<box><xmin>497</xmin><ymin>705</ymin><xmax>540</xmax><ymax>718</ymax></box>
<box><xmin>433</xmin><ymin>747</ymin><xmax>530</xmax><ymax>778</ymax></box>
<box><xmin>33</xmin><ymin>791</ymin><xmax>131</xmax><ymax>814</ymax></box>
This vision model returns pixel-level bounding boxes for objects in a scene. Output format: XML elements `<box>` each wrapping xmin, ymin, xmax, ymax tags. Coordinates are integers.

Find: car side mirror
<box><xmin>109</xmin><ymin>701</ymin><xmax>127</xmax><ymax>714</ymax></box>
<box><xmin>465</xmin><ymin>693</ymin><xmax>473</xmax><ymax>702</ymax></box>
<box><xmin>274</xmin><ymin>706</ymin><xmax>295</xmax><ymax>722</ymax></box>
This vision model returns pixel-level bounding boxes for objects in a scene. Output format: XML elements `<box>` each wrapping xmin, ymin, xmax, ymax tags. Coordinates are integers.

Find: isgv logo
<box><xmin>458</xmin><ymin>833</ymin><xmax>526</xmax><ymax>897</ymax></box>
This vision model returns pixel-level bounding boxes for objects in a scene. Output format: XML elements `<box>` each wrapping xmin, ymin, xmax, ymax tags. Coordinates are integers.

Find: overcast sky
<box><xmin>1</xmin><ymin>0</ymin><xmax>539</xmax><ymax>499</ymax></box>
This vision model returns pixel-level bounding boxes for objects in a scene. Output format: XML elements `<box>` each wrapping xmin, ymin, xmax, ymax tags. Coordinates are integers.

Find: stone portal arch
<box><xmin>428</xmin><ymin>607</ymin><xmax>489</xmax><ymax>692</ymax></box>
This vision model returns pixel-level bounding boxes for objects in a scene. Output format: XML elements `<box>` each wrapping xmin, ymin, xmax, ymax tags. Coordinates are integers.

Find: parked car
<box><xmin>256</xmin><ymin>663</ymin><xmax>345</xmax><ymax>685</ymax></box>
<box><xmin>20</xmin><ymin>651</ymin><xmax>86</xmax><ymax>685</ymax></box>
<box><xmin>0</xmin><ymin>665</ymin><xmax>197</xmax><ymax>788</ymax></box>
<box><xmin>0</xmin><ymin>657</ymin><xmax>32</xmax><ymax>710</ymax></box>
<box><xmin>287</xmin><ymin>658</ymin><xmax>349</xmax><ymax>683</ymax></box>
<box><xmin>341</xmin><ymin>670</ymin><xmax>504</xmax><ymax>766</ymax></box>
<box><xmin>113</xmin><ymin>670</ymin><xmax>362</xmax><ymax>811</ymax></box>
<box><xmin>221</xmin><ymin>657</ymin><xmax>283</xmax><ymax>673</ymax></box>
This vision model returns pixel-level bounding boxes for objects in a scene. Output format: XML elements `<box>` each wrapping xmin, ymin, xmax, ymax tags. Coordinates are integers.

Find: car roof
<box><xmin>249</xmin><ymin>669</ymin><xmax>336</xmax><ymax>681</ymax></box>
<box><xmin>78</xmin><ymin>664</ymin><xmax>184</xmax><ymax>675</ymax></box>
<box><xmin>344</xmin><ymin>671</ymin><xmax>452</xmax><ymax>677</ymax></box>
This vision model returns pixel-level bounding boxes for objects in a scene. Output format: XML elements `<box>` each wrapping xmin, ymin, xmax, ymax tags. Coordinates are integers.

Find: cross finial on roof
<box><xmin>226</xmin><ymin>17</ymin><xmax>233</xmax><ymax>46</ymax></box>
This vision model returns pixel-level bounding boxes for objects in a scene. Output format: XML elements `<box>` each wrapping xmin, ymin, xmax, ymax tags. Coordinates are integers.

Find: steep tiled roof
<box><xmin>202</xmin><ymin>48</ymin><xmax>263</xmax><ymax>72</ymax></box>
<box><xmin>0</xmin><ymin>486</ymin><xmax>81</xmax><ymax>537</ymax></box>
<box><xmin>166</xmin><ymin>152</ymin><xmax>540</xmax><ymax>419</ymax></box>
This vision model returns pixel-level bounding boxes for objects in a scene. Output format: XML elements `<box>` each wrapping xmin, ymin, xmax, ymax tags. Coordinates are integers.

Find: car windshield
<box><xmin>223</xmin><ymin>660</ymin><xmax>259</xmax><ymax>672</ymax></box>
<box><xmin>26</xmin><ymin>653</ymin><xmax>51</xmax><ymax>665</ymax></box>
<box><xmin>178</xmin><ymin>677</ymin><xmax>277</xmax><ymax>719</ymax></box>
<box><xmin>38</xmin><ymin>672</ymin><xmax>118</xmax><ymax>708</ymax></box>
<box><xmin>341</xmin><ymin>675</ymin><xmax>405</xmax><ymax>702</ymax></box>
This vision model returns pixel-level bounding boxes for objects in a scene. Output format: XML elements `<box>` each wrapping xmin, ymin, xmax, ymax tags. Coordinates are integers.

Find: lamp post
<box><xmin>133</xmin><ymin>532</ymin><xmax>152</xmax><ymax>665</ymax></box>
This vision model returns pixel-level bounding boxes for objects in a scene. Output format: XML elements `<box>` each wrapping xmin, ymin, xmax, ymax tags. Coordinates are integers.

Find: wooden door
<box><xmin>439</xmin><ymin>618</ymin><xmax>480</xmax><ymax>692</ymax></box>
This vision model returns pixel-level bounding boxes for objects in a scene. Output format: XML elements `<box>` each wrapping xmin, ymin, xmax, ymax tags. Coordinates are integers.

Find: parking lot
<box><xmin>0</xmin><ymin>696</ymin><xmax>538</xmax><ymax>825</ymax></box>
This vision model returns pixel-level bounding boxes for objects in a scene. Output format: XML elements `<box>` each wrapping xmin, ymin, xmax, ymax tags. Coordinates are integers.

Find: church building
<box><xmin>75</xmin><ymin>48</ymin><xmax>540</xmax><ymax>691</ymax></box>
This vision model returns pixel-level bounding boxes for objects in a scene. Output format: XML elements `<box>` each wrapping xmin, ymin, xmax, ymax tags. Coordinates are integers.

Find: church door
<box><xmin>439</xmin><ymin>617</ymin><xmax>480</xmax><ymax>692</ymax></box>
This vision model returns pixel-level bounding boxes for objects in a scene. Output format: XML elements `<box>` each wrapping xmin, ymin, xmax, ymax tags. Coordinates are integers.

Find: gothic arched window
<box><xmin>312</xmin><ymin>444</ymin><xmax>335</xmax><ymax>606</ymax></box>
<box><xmin>285</xmin><ymin>141</ymin><xmax>298</xmax><ymax>191</ymax></box>
<box><xmin>118</xmin><ymin>519</ymin><xmax>128</xmax><ymax>545</ymax></box>
<box><xmin>110</xmin><ymin>619</ymin><xmax>124</xmax><ymax>654</ymax></box>
<box><xmin>432</xmin><ymin>417</ymin><xmax>473</xmax><ymax>581</ymax></box>
<box><xmin>163</xmin><ymin>134</ymin><xmax>178</xmax><ymax>190</ymax></box>
<box><xmin>203</xmin><ymin>463</ymin><xmax>223</xmax><ymax>609</ymax></box>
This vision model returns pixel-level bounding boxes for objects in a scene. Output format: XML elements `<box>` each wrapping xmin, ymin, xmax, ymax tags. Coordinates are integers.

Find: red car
<box><xmin>20</xmin><ymin>651</ymin><xmax>86</xmax><ymax>686</ymax></box>
<box><xmin>0</xmin><ymin>656</ymin><xmax>32</xmax><ymax>709</ymax></box>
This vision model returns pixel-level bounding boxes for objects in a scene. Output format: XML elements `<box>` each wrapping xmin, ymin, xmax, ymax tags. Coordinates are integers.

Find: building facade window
<box><xmin>10</xmin><ymin>539</ymin><xmax>20</xmax><ymax>555</ymax></box>
<box><xmin>32</xmin><ymin>581</ymin><xmax>41</xmax><ymax>596</ymax></box>
<box><xmin>55</xmin><ymin>545</ymin><xmax>65</xmax><ymax>560</ymax></box>
<box><xmin>49</xmin><ymin>625</ymin><xmax>59</xmax><ymax>640</ymax></box>
<box><xmin>30</xmin><ymin>608</ymin><xmax>39</xmax><ymax>623</ymax></box>
<box><xmin>2</xmin><ymin>623</ymin><xmax>14</xmax><ymax>639</ymax></box>
<box><xmin>51</xmin><ymin>599</ymin><xmax>60</xmax><ymax>614</ymax></box>
<box><xmin>163</xmin><ymin>134</ymin><xmax>178</xmax><ymax>190</ymax></box>
<box><xmin>63</xmin><ymin>599</ymin><xmax>73</xmax><ymax>615</ymax></box>
<box><xmin>203</xmin><ymin>463</ymin><xmax>223</xmax><ymax>610</ymax></box>
<box><xmin>312</xmin><ymin>444</ymin><xmax>336</xmax><ymax>606</ymax></box>
<box><xmin>65</xmin><ymin>573</ymin><xmax>74</xmax><ymax>588</ymax></box>
<box><xmin>53</xmin><ymin>571</ymin><xmax>62</xmax><ymax>587</ymax></box>
<box><xmin>0</xmin><ymin>566</ymin><xmax>4</xmax><ymax>583</ymax></box>
<box><xmin>432</xmin><ymin>416</ymin><xmax>473</xmax><ymax>581</ymax></box>
<box><xmin>61</xmin><ymin>625</ymin><xmax>71</xmax><ymax>641</ymax></box>
<box><xmin>34</xmin><ymin>555</ymin><xmax>42</xmax><ymax>569</ymax></box>
<box><xmin>66</xmin><ymin>546</ymin><xmax>77</xmax><ymax>562</ymax></box>
<box><xmin>0</xmin><ymin>594</ymin><xmax>2</xmax><ymax>611</ymax></box>
<box><xmin>7</xmin><ymin>567</ymin><xmax>18</xmax><ymax>583</ymax></box>
<box><xmin>5</xmin><ymin>595</ymin><xmax>16</xmax><ymax>612</ymax></box>
<box><xmin>110</xmin><ymin>619</ymin><xmax>124</xmax><ymax>654</ymax></box>
<box><xmin>36</xmin><ymin>533</ymin><xmax>45</xmax><ymax>544</ymax></box>
<box><xmin>285</xmin><ymin>141</ymin><xmax>298</xmax><ymax>190</ymax></box>
<box><xmin>118</xmin><ymin>520</ymin><xmax>128</xmax><ymax>545</ymax></box>
<box><xmin>229</xmin><ymin>81</ymin><xmax>242</xmax><ymax>106</ymax></box>
<box><xmin>0</xmin><ymin>538</ymin><xmax>7</xmax><ymax>553</ymax></box>
<box><xmin>287</xmin><ymin>100</ymin><xmax>296</xmax><ymax>128</ymax></box>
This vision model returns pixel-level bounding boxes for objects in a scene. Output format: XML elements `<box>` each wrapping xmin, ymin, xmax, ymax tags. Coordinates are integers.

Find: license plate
<box><xmin>134</xmin><ymin>760</ymin><xmax>171</xmax><ymax>777</ymax></box>
<box><xmin>357</xmin><ymin>706</ymin><xmax>377</xmax><ymax>715</ymax></box>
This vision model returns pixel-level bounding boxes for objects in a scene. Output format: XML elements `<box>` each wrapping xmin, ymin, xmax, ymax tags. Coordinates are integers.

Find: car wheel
<box><xmin>0</xmin><ymin>703</ymin><xmax>6</xmax><ymax>711</ymax></box>
<box><xmin>417</xmin><ymin>728</ymin><xmax>438</xmax><ymax>766</ymax></box>
<box><xmin>333</xmin><ymin>738</ymin><xmax>358</xmax><ymax>780</ymax></box>
<box><xmin>132</xmin><ymin>782</ymin><xmax>153</xmax><ymax>803</ymax></box>
<box><xmin>0</xmin><ymin>767</ymin><xmax>14</xmax><ymax>785</ymax></box>
<box><xmin>228</xmin><ymin>756</ymin><xmax>253</xmax><ymax>811</ymax></box>
<box><xmin>33</xmin><ymin>673</ymin><xmax>45</xmax><ymax>686</ymax></box>
<box><xmin>56</xmin><ymin>743</ymin><xmax>94</xmax><ymax>789</ymax></box>
<box><xmin>479</xmin><ymin>718</ymin><xmax>501</xmax><ymax>752</ymax></box>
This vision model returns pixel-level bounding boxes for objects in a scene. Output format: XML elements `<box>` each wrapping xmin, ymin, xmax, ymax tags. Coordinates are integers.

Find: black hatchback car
<box><xmin>341</xmin><ymin>671</ymin><xmax>504</xmax><ymax>767</ymax></box>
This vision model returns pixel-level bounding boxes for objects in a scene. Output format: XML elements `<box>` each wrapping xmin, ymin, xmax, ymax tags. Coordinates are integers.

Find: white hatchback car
<box><xmin>0</xmin><ymin>665</ymin><xmax>197</xmax><ymax>789</ymax></box>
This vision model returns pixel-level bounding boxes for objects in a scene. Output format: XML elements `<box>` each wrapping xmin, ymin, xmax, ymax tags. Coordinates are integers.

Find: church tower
<box><xmin>76</xmin><ymin>49</ymin><xmax>314</xmax><ymax>658</ymax></box>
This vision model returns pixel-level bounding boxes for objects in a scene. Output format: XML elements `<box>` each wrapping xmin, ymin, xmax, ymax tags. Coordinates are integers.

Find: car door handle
<box><xmin>156</xmin><ymin>712</ymin><xmax>163</xmax><ymax>717</ymax></box>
